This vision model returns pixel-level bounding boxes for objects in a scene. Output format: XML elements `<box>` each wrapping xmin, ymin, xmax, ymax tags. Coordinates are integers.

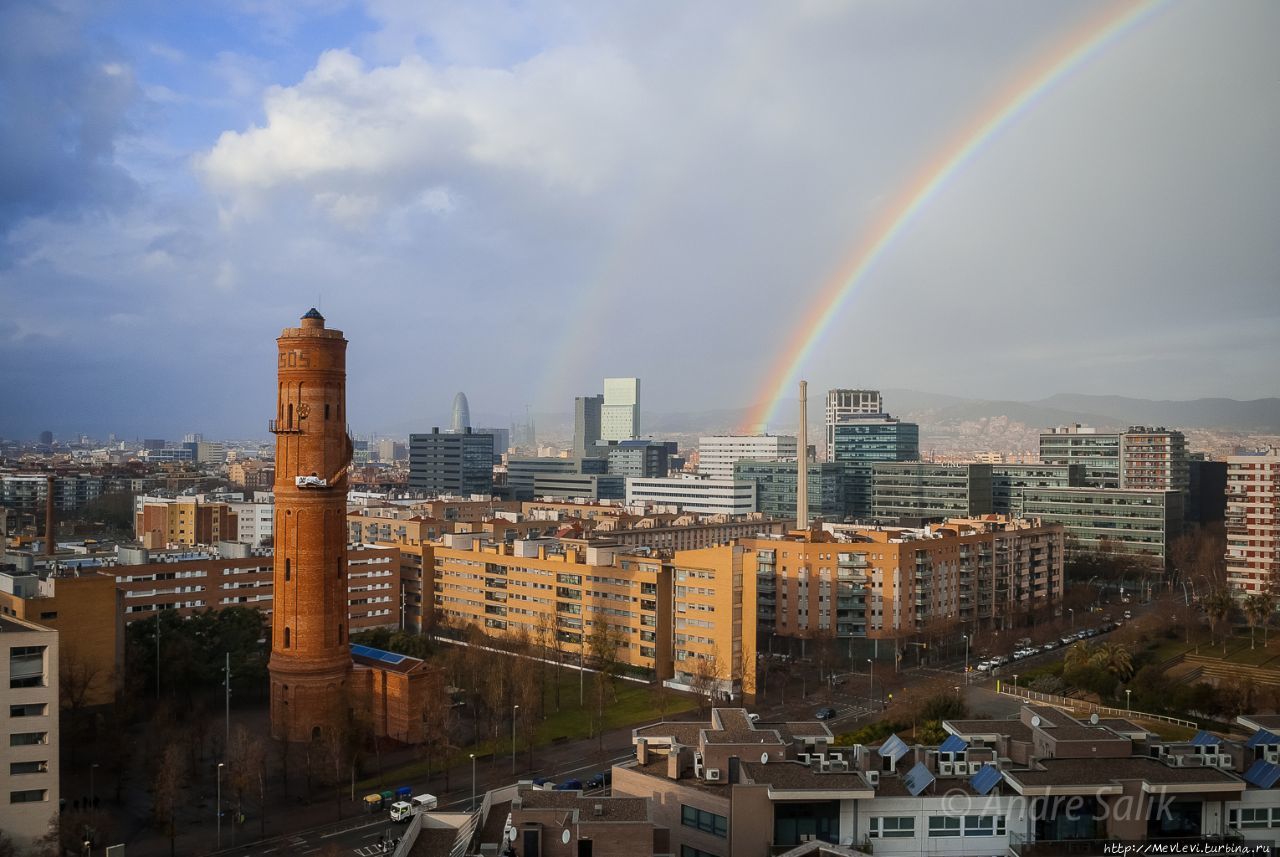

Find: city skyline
<box><xmin>1</xmin><ymin>1</ymin><xmax>1277</xmax><ymax>439</ymax></box>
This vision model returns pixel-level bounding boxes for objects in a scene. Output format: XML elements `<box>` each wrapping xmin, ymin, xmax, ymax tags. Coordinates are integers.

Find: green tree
<box><xmin>1203</xmin><ymin>589</ymin><xmax>1235</xmax><ymax>654</ymax></box>
<box><xmin>1244</xmin><ymin>592</ymin><xmax>1274</xmax><ymax>650</ymax></box>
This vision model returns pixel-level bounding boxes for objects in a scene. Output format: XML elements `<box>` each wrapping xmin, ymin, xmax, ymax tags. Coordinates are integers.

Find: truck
<box><xmin>390</xmin><ymin>793</ymin><xmax>439</xmax><ymax>822</ymax></box>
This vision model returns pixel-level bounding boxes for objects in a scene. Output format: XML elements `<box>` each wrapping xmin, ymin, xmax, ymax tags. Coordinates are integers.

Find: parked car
<box><xmin>1060</xmin><ymin>636</ymin><xmax>1075</xmax><ymax>646</ymax></box>
<box><xmin>977</xmin><ymin>661</ymin><xmax>993</xmax><ymax>672</ymax></box>
<box><xmin>1042</xmin><ymin>642</ymin><xmax>1057</xmax><ymax>652</ymax></box>
<box><xmin>554</xmin><ymin>779</ymin><xmax>584</xmax><ymax>791</ymax></box>
<box><xmin>747</xmin><ymin>712</ymin><xmax>760</xmax><ymax>723</ymax></box>
<box><xmin>815</xmin><ymin>707</ymin><xmax>838</xmax><ymax>720</ymax></box>
<box><xmin>585</xmin><ymin>771</ymin><xmax>612</xmax><ymax>790</ymax></box>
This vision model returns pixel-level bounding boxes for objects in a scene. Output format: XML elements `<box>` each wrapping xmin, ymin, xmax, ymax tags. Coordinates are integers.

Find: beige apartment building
<box><xmin>747</xmin><ymin>517</ymin><xmax>1064</xmax><ymax>644</ymax></box>
<box><xmin>135</xmin><ymin>495</ymin><xmax>238</xmax><ymax>548</ymax></box>
<box><xmin>1</xmin><ymin>615</ymin><xmax>59</xmax><ymax>852</ymax></box>
<box><xmin>1226</xmin><ymin>449</ymin><xmax>1280</xmax><ymax>595</ymax></box>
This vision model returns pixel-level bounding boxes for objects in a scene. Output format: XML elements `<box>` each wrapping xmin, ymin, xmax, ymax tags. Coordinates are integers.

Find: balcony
<box><xmin>268</xmin><ymin>419</ymin><xmax>302</xmax><ymax>434</ymax></box>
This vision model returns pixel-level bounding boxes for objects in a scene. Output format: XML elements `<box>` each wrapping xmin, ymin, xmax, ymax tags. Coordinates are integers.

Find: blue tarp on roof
<box><xmin>970</xmin><ymin>764</ymin><xmax>1002</xmax><ymax>796</ymax></box>
<box><xmin>1190</xmin><ymin>730</ymin><xmax>1223</xmax><ymax>746</ymax></box>
<box><xmin>1247</xmin><ymin>729</ymin><xmax>1280</xmax><ymax>748</ymax></box>
<box><xmin>939</xmin><ymin>734</ymin><xmax>969</xmax><ymax>754</ymax></box>
<box><xmin>350</xmin><ymin>643</ymin><xmax>407</xmax><ymax>665</ymax></box>
<box><xmin>1245</xmin><ymin>760</ymin><xmax>1280</xmax><ymax>789</ymax></box>
<box><xmin>878</xmin><ymin>734</ymin><xmax>909</xmax><ymax>762</ymax></box>
<box><xmin>903</xmin><ymin>762</ymin><xmax>935</xmax><ymax>797</ymax></box>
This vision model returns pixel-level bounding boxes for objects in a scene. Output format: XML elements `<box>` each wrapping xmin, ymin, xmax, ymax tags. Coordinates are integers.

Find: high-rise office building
<box><xmin>1019</xmin><ymin>486</ymin><xmax>1183</xmax><ymax>569</ymax></box>
<box><xmin>607</xmin><ymin>440</ymin><xmax>674</xmax><ymax>478</ymax></box>
<box><xmin>1039</xmin><ymin>425</ymin><xmax>1121</xmax><ymax>488</ymax></box>
<box><xmin>573</xmin><ymin>394</ymin><xmax>604</xmax><ymax>458</ymax></box>
<box><xmin>830</xmin><ymin>415</ymin><xmax>919</xmax><ymax>518</ymax></box>
<box><xmin>602</xmin><ymin>377</ymin><xmax>640</xmax><ymax>441</ymax></box>
<box><xmin>474</xmin><ymin>427</ymin><xmax>512</xmax><ymax>462</ymax></box>
<box><xmin>872</xmin><ymin>463</ymin><xmax>993</xmax><ymax>523</ymax></box>
<box><xmin>732</xmin><ymin>459</ymin><xmax>846</xmax><ymax>521</ymax></box>
<box><xmin>409</xmin><ymin>428</ymin><xmax>496</xmax><ymax>497</ymax></box>
<box><xmin>450</xmin><ymin>392</ymin><xmax>471</xmax><ymax>433</ymax></box>
<box><xmin>1226</xmin><ymin>449</ymin><xmax>1280</xmax><ymax>595</ymax></box>
<box><xmin>626</xmin><ymin>475</ymin><xmax>756</xmax><ymax>515</ymax></box>
<box><xmin>698</xmin><ymin>435</ymin><xmax>798</xmax><ymax>480</ymax></box>
<box><xmin>824</xmin><ymin>389</ymin><xmax>883</xmax><ymax>460</ymax></box>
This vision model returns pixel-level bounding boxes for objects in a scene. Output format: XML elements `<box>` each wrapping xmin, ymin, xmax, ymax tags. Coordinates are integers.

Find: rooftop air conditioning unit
<box><xmin>705</xmin><ymin>768</ymin><xmax>721</xmax><ymax>781</ymax></box>
<box><xmin>798</xmin><ymin>754</ymin><xmax>811</xmax><ymax>764</ymax></box>
<box><xmin>939</xmin><ymin>762</ymin><xmax>955</xmax><ymax>776</ymax></box>
<box><xmin>864</xmin><ymin>771</ymin><xmax>879</xmax><ymax>786</ymax></box>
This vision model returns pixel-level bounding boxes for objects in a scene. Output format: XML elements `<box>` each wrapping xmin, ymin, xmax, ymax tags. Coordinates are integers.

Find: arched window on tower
<box><xmin>338</xmin><ymin>624</ymin><xmax>344</xmax><ymax>644</ymax></box>
<box><xmin>287</xmin><ymin>403</ymin><xmax>293</xmax><ymax>427</ymax></box>
<box><xmin>284</xmin><ymin>627</ymin><xmax>291</xmax><ymax>648</ymax></box>
<box><xmin>284</xmin><ymin>558</ymin><xmax>291</xmax><ymax>582</ymax></box>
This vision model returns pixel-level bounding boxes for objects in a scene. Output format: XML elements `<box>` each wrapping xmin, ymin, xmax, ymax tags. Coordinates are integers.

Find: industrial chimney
<box><xmin>44</xmin><ymin>475</ymin><xmax>56</xmax><ymax>557</ymax></box>
<box><xmin>797</xmin><ymin>380</ymin><xmax>808</xmax><ymax>530</ymax></box>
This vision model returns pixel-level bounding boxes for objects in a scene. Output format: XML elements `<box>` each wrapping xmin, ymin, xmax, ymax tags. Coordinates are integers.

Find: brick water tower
<box><xmin>268</xmin><ymin>308</ymin><xmax>354</xmax><ymax>742</ymax></box>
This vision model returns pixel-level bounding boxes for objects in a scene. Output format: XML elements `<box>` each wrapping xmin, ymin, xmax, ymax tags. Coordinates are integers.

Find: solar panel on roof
<box><xmin>1245</xmin><ymin>760</ymin><xmax>1280</xmax><ymax>789</ymax></box>
<box><xmin>1247</xmin><ymin>729</ymin><xmax>1280</xmax><ymax>748</ymax></box>
<box><xmin>380</xmin><ymin>652</ymin><xmax>406</xmax><ymax>664</ymax></box>
<box><xmin>878</xmin><ymin>734</ymin><xmax>909</xmax><ymax>762</ymax></box>
<box><xmin>903</xmin><ymin>762</ymin><xmax>935</xmax><ymax>797</ymax></box>
<box><xmin>970</xmin><ymin>764</ymin><xmax>1002</xmax><ymax>796</ymax></box>
<box><xmin>1191</xmin><ymin>730</ymin><xmax>1222</xmax><ymax>746</ymax></box>
<box><xmin>939</xmin><ymin>734</ymin><xmax>969</xmax><ymax>754</ymax></box>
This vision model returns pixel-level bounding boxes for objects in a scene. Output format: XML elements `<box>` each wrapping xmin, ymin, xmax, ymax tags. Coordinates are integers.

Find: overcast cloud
<box><xmin>1</xmin><ymin>0</ymin><xmax>1276</xmax><ymax>439</ymax></box>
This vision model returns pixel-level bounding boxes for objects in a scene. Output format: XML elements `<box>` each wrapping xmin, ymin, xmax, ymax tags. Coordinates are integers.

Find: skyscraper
<box><xmin>573</xmin><ymin>394</ymin><xmax>604</xmax><ymax>458</ymax></box>
<box><xmin>601</xmin><ymin>377</ymin><xmax>640</xmax><ymax>441</ymax></box>
<box><xmin>831</xmin><ymin>414</ymin><xmax>920</xmax><ymax>518</ymax></box>
<box><xmin>409</xmin><ymin>428</ymin><xmax>495</xmax><ymax>496</ymax></box>
<box><xmin>450</xmin><ymin>392</ymin><xmax>471</xmax><ymax>433</ymax></box>
<box><xmin>268</xmin><ymin>308</ymin><xmax>355</xmax><ymax>743</ymax></box>
<box><xmin>824</xmin><ymin>389</ymin><xmax>882</xmax><ymax>460</ymax></box>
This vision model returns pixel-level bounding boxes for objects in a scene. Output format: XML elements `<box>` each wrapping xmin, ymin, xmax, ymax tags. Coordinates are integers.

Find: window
<box><xmin>1229</xmin><ymin>808</ymin><xmax>1278</xmax><ymax>829</ymax></box>
<box><xmin>964</xmin><ymin>815</ymin><xmax>1005</xmax><ymax>836</ymax></box>
<box><xmin>681</xmin><ymin>805</ymin><xmax>727</xmax><ymax>838</ymax></box>
<box><xmin>868</xmin><ymin>817</ymin><xmax>915</xmax><ymax>839</ymax></box>
<box><xmin>284</xmin><ymin>627</ymin><xmax>291</xmax><ymax>648</ymax></box>
<box><xmin>9</xmin><ymin>789</ymin><xmax>47</xmax><ymax>804</ymax></box>
<box><xmin>284</xmin><ymin>558</ymin><xmax>291</xmax><ymax>582</ymax></box>
<box><xmin>10</xmin><ymin>761</ymin><xmax>48</xmax><ymax>775</ymax></box>
<box><xmin>10</xmin><ymin>732</ymin><xmax>48</xmax><ymax>747</ymax></box>
<box><xmin>8</xmin><ymin>646</ymin><xmax>45</xmax><ymax>689</ymax></box>
<box><xmin>928</xmin><ymin>816</ymin><xmax>961</xmax><ymax>838</ymax></box>
<box><xmin>9</xmin><ymin>703</ymin><xmax>47</xmax><ymax>718</ymax></box>
<box><xmin>681</xmin><ymin>847</ymin><xmax>719</xmax><ymax>857</ymax></box>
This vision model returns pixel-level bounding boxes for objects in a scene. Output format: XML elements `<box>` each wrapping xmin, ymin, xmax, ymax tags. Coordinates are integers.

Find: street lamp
<box><xmin>470</xmin><ymin>753</ymin><xmax>476</xmax><ymax>812</ymax></box>
<box><xmin>962</xmin><ymin>634</ymin><xmax>970</xmax><ymax>683</ymax></box>
<box><xmin>866</xmin><ymin>658</ymin><xmax>874</xmax><ymax>705</ymax></box>
<box><xmin>1013</xmin><ymin>674</ymin><xmax>1019</xmax><ymax>695</ymax></box>
<box><xmin>216</xmin><ymin>762</ymin><xmax>225</xmax><ymax>849</ymax></box>
<box><xmin>89</xmin><ymin>762</ymin><xmax>99</xmax><ymax>807</ymax></box>
<box><xmin>1068</xmin><ymin>608</ymin><xmax>1075</xmax><ymax>629</ymax></box>
<box><xmin>512</xmin><ymin>704</ymin><xmax>520</xmax><ymax>775</ymax></box>
<box><xmin>1126</xmin><ymin>689</ymin><xmax>1132</xmax><ymax>712</ymax></box>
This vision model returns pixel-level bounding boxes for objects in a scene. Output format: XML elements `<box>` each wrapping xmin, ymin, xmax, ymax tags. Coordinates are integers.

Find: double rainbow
<box><xmin>744</xmin><ymin>0</ymin><xmax>1166</xmax><ymax>431</ymax></box>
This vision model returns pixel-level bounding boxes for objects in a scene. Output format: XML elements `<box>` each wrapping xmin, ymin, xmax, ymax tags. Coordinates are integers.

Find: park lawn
<box><xmin>358</xmin><ymin>669</ymin><xmax>694</xmax><ymax>791</ymax></box>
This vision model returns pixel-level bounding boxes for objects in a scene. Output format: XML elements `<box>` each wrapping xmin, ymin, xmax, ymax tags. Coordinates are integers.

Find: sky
<box><xmin>1</xmin><ymin>0</ymin><xmax>1277</xmax><ymax>441</ymax></box>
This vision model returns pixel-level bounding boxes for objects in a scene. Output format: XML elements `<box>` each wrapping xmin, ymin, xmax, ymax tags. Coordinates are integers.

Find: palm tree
<box><xmin>1064</xmin><ymin>642</ymin><xmax>1095</xmax><ymax>671</ymax></box>
<box><xmin>1203</xmin><ymin>589</ymin><xmax>1235</xmax><ymax>655</ymax></box>
<box><xmin>1092</xmin><ymin>642</ymin><xmax>1133</xmax><ymax>681</ymax></box>
<box><xmin>1244</xmin><ymin>594</ymin><xmax>1271</xmax><ymax>650</ymax></box>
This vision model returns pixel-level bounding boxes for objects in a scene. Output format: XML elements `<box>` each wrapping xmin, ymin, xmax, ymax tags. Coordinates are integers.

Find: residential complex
<box><xmin>1226</xmin><ymin>448</ymin><xmax>1279</xmax><ymax>595</ymax></box>
<box><xmin>698</xmin><ymin>435</ymin><xmax>798</xmax><ymax>480</ymax></box>
<box><xmin>1</xmin><ymin>615</ymin><xmax>59</xmax><ymax>853</ymax></box>
<box><xmin>409</xmin><ymin>427</ymin><xmax>496</xmax><ymax>497</ymax></box>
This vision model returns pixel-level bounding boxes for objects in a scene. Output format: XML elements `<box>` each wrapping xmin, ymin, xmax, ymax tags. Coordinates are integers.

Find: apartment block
<box><xmin>1039</xmin><ymin>425</ymin><xmax>1122</xmax><ymax>488</ymax></box>
<box><xmin>732</xmin><ymin>460</ymin><xmax>847</xmax><ymax>522</ymax></box>
<box><xmin>749</xmin><ymin>517</ymin><xmax>1063</xmax><ymax>643</ymax></box>
<box><xmin>1120</xmin><ymin>426</ymin><xmax>1189</xmax><ymax>493</ymax></box>
<box><xmin>1019</xmin><ymin>486</ymin><xmax>1183</xmax><ymax>569</ymax></box>
<box><xmin>871</xmin><ymin>463</ymin><xmax>993</xmax><ymax>523</ymax></box>
<box><xmin>134</xmin><ymin>494</ymin><xmax>238</xmax><ymax>548</ymax></box>
<box><xmin>1226</xmin><ymin>449</ymin><xmax>1280</xmax><ymax>595</ymax></box>
<box><xmin>698</xmin><ymin>435</ymin><xmax>798</xmax><ymax>480</ymax></box>
<box><xmin>1</xmin><ymin>616</ymin><xmax>59</xmax><ymax>852</ymax></box>
<box><xmin>409</xmin><ymin>428</ymin><xmax>495</xmax><ymax>497</ymax></box>
<box><xmin>0</xmin><ymin>566</ymin><xmax>121</xmax><ymax>707</ymax></box>
<box><xmin>626</xmin><ymin>476</ymin><xmax>757</xmax><ymax>516</ymax></box>
<box><xmin>107</xmin><ymin>542</ymin><xmax>401</xmax><ymax>630</ymax></box>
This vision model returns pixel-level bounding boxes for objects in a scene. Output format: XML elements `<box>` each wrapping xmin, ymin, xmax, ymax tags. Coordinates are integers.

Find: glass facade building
<box><xmin>408</xmin><ymin>428</ymin><xmax>495</xmax><ymax>496</ymax></box>
<box><xmin>830</xmin><ymin>416</ymin><xmax>920</xmax><ymax>518</ymax></box>
<box><xmin>871</xmin><ymin>463</ymin><xmax>993</xmax><ymax>523</ymax></box>
<box><xmin>733</xmin><ymin>460</ymin><xmax>847</xmax><ymax>521</ymax></box>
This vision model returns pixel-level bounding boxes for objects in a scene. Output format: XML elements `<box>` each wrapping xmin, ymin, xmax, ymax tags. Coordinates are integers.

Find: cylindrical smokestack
<box><xmin>797</xmin><ymin>380</ymin><xmax>808</xmax><ymax>530</ymax></box>
<box><xmin>44</xmin><ymin>475</ymin><xmax>56</xmax><ymax>557</ymax></box>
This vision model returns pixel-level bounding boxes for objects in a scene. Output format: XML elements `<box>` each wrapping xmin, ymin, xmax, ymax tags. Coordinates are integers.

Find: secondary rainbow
<box><xmin>745</xmin><ymin>0</ymin><xmax>1166</xmax><ymax>432</ymax></box>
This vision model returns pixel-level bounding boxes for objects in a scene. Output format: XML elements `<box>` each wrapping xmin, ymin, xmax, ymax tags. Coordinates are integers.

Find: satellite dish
<box><xmin>1031</xmin><ymin>716</ymin><xmax>1042</xmax><ymax>727</ymax></box>
<box><xmin>508</xmin><ymin>828</ymin><xmax>518</xmax><ymax>843</ymax></box>
<box><xmin>761</xmin><ymin>752</ymin><xmax>769</xmax><ymax>765</ymax></box>
<box><xmin>1090</xmin><ymin>713</ymin><xmax>1100</xmax><ymax>725</ymax></box>
<box><xmin>562</xmin><ymin>829</ymin><xmax>571</xmax><ymax>845</ymax></box>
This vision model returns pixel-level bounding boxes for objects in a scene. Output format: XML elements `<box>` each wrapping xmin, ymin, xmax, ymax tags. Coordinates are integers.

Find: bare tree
<box><xmin>152</xmin><ymin>740</ymin><xmax>185</xmax><ymax>857</ymax></box>
<box><xmin>227</xmin><ymin>724</ymin><xmax>266</xmax><ymax>840</ymax></box>
<box><xmin>689</xmin><ymin>645</ymin><xmax>723</xmax><ymax>715</ymax></box>
<box><xmin>536</xmin><ymin>609</ymin><xmax>564</xmax><ymax>711</ymax></box>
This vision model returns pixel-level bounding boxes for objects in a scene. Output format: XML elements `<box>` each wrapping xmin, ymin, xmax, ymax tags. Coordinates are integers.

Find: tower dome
<box><xmin>451</xmin><ymin>392</ymin><xmax>471</xmax><ymax>433</ymax></box>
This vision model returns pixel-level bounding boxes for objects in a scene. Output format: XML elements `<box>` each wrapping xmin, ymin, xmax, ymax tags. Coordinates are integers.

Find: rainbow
<box><xmin>745</xmin><ymin>0</ymin><xmax>1166</xmax><ymax>431</ymax></box>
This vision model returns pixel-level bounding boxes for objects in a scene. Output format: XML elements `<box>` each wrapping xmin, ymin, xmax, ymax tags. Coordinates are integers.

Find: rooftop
<box><xmin>515</xmin><ymin>787</ymin><xmax>651</xmax><ymax>822</ymax></box>
<box><xmin>1006</xmin><ymin>757</ymin><xmax>1244</xmax><ymax>791</ymax></box>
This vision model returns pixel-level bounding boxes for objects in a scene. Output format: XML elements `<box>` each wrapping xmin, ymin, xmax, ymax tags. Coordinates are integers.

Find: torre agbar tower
<box><xmin>269</xmin><ymin>308</ymin><xmax>354</xmax><ymax>743</ymax></box>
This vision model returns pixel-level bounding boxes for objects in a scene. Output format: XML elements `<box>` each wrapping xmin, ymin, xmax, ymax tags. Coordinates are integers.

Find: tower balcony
<box><xmin>269</xmin><ymin>420</ymin><xmax>303</xmax><ymax>434</ymax></box>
